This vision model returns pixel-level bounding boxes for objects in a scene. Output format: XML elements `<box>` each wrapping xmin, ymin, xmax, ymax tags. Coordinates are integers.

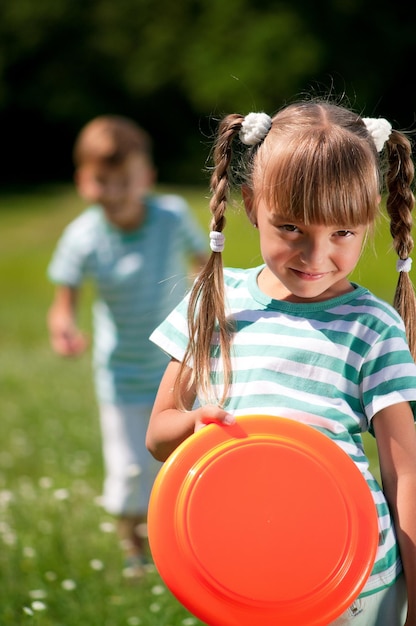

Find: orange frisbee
<box><xmin>148</xmin><ymin>415</ymin><xmax>378</xmax><ymax>626</ymax></box>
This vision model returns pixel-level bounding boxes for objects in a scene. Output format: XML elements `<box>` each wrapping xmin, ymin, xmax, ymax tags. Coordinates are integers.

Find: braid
<box><xmin>208</xmin><ymin>114</ymin><xmax>246</xmax><ymax>228</ymax></box>
<box><xmin>175</xmin><ymin>114</ymin><xmax>244</xmax><ymax>407</ymax></box>
<box><xmin>385</xmin><ymin>130</ymin><xmax>416</xmax><ymax>359</ymax></box>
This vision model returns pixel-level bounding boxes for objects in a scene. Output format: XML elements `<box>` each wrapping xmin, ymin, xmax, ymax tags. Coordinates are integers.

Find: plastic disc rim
<box><xmin>148</xmin><ymin>415</ymin><xmax>378</xmax><ymax>626</ymax></box>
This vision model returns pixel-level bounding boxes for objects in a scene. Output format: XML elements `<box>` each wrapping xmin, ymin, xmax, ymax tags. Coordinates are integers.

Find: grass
<box><xmin>0</xmin><ymin>183</ymin><xmax>399</xmax><ymax>624</ymax></box>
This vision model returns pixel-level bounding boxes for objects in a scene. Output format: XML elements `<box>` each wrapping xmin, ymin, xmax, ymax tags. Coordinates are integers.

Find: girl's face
<box><xmin>246</xmin><ymin>195</ymin><xmax>367</xmax><ymax>303</ymax></box>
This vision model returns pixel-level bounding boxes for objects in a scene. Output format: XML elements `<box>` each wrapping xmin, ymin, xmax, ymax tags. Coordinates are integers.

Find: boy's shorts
<box><xmin>330</xmin><ymin>574</ymin><xmax>407</xmax><ymax>625</ymax></box>
<box><xmin>98</xmin><ymin>403</ymin><xmax>162</xmax><ymax>516</ymax></box>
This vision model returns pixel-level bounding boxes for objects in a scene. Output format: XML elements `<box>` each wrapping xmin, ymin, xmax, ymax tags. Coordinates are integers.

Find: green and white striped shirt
<box><xmin>48</xmin><ymin>195</ymin><xmax>207</xmax><ymax>404</ymax></box>
<box><xmin>150</xmin><ymin>265</ymin><xmax>416</xmax><ymax>597</ymax></box>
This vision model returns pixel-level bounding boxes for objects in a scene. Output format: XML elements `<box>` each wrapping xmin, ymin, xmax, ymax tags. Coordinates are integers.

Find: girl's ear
<box><xmin>242</xmin><ymin>185</ymin><xmax>257</xmax><ymax>226</ymax></box>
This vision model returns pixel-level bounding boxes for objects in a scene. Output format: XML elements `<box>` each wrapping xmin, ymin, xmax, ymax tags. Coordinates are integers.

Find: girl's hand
<box><xmin>147</xmin><ymin>360</ymin><xmax>236</xmax><ymax>462</ymax></box>
<box><xmin>194</xmin><ymin>404</ymin><xmax>236</xmax><ymax>432</ymax></box>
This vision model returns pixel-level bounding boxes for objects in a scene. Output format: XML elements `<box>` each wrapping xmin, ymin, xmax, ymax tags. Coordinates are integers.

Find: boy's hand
<box><xmin>49</xmin><ymin>320</ymin><xmax>88</xmax><ymax>357</ymax></box>
<box><xmin>47</xmin><ymin>286</ymin><xmax>87</xmax><ymax>356</ymax></box>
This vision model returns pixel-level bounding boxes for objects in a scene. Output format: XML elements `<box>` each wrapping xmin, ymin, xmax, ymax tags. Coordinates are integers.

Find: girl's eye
<box><xmin>335</xmin><ymin>230</ymin><xmax>353</xmax><ymax>237</ymax></box>
<box><xmin>280</xmin><ymin>224</ymin><xmax>299</xmax><ymax>232</ymax></box>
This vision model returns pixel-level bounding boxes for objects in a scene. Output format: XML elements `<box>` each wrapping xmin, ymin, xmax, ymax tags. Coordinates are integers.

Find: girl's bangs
<box><xmin>256</xmin><ymin>131</ymin><xmax>380</xmax><ymax>227</ymax></box>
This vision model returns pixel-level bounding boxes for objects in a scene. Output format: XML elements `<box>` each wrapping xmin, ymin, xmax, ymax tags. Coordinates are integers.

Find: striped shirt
<box><xmin>48</xmin><ymin>195</ymin><xmax>207</xmax><ymax>404</ymax></box>
<box><xmin>150</xmin><ymin>265</ymin><xmax>416</xmax><ymax>596</ymax></box>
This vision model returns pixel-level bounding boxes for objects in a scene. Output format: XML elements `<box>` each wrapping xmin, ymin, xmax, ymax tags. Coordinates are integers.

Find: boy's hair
<box><xmin>176</xmin><ymin>99</ymin><xmax>416</xmax><ymax>407</ymax></box>
<box><xmin>73</xmin><ymin>115</ymin><xmax>153</xmax><ymax>167</ymax></box>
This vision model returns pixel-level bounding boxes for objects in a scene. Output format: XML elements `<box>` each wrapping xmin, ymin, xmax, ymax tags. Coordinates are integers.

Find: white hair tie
<box><xmin>209</xmin><ymin>231</ymin><xmax>225</xmax><ymax>252</ymax></box>
<box><xmin>239</xmin><ymin>112</ymin><xmax>272</xmax><ymax>146</ymax></box>
<box><xmin>362</xmin><ymin>117</ymin><xmax>392</xmax><ymax>152</ymax></box>
<box><xmin>396</xmin><ymin>257</ymin><xmax>412</xmax><ymax>273</ymax></box>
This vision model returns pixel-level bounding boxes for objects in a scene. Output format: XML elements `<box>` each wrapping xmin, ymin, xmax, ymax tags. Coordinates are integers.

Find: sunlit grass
<box><xmin>0</xmin><ymin>184</ymin><xmax>206</xmax><ymax>626</ymax></box>
<box><xmin>0</xmin><ymin>183</ymin><xmax>399</xmax><ymax>623</ymax></box>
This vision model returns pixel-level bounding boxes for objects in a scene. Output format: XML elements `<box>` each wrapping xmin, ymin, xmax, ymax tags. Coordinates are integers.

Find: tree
<box><xmin>0</xmin><ymin>0</ymin><xmax>415</xmax><ymax>185</ymax></box>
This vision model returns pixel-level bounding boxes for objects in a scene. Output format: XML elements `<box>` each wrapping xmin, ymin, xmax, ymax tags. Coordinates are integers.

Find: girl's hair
<box><xmin>176</xmin><ymin>100</ymin><xmax>416</xmax><ymax>406</ymax></box>
<box><xmin>73</xmin><ymin>115</ymin><xmax>153</xmax><ymax>167</ymax></box>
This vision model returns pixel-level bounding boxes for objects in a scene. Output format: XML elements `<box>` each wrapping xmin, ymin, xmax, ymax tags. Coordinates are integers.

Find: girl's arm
<box><xmin>146</xmin><ymin>359</ymin><xmax>234</xmax><ymax>462</ymax></box>
<box><xmin>47</xmin><ymin>285</ymin><xmax>88</xmax><ymax>357</ymax></box>
<box><xmin>373</xmin><ymin>402</ymin><xmax>416</xmax><ymax>626</ymax></box>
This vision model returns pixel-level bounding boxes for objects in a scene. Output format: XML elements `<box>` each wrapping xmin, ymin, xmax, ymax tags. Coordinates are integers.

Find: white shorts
<box><xmin>330</xmin><ymin>574</ymin><xmax>407</xmax><ymax>626</ymax></box>
<box><xmin>98</xmin><ymin>403</ymin><xmax>162</xmax><ymax>516</ymax></box>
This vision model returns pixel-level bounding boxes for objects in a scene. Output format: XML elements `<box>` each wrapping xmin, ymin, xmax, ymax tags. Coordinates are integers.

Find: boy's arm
<box><xmin>190</xmin><ymin>251</ymin><xmax>209</xmax><ymax>277</ymax></box>
<box><xmin>47</xmin><ymin>285</ymin><xmax>88</xmax><ymax>357</ymax></box>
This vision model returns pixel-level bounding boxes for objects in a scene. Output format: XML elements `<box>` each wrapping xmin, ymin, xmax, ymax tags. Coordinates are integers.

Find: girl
<box><xmin>146</xmin><ymin>100</ymin><xmax>416</xmax><ymax>625</ymax></box>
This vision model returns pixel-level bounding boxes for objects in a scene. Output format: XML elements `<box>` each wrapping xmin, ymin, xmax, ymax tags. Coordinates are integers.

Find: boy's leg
<box><xmin>117</xmin><ymin>514</ymin><xmax>146</xmax><ymax>557</ymax></box>
<box><xmin>98</xmin><ymin>403</ymin><xmax>162</xmax><ymax>574</ymax></box>
<box><xmin>117</xmin><ymin>514</ymin><xmax>149</xmax><ymax>577</ymax></box>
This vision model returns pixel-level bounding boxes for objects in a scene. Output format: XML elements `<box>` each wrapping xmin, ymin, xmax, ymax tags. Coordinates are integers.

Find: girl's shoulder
<box><xmin>223</xmin><ymin>266</ymin><xmax>259</xmax><ymax>285</ymax></box>
<box><xmin>350</xmin><ymin>284</ymin><xmax>405</xmax><ymax>326</ymax></box>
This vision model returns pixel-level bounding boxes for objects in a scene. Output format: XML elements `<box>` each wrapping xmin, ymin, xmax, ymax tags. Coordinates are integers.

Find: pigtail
<box><xmin>384</xmin><ymin>130</ymin><xmax>416</xmax><ymax>359</ymax></box>
<box><xmin>175</xmin><ymin>114</ymin><xmax>244</xmax><ymax>407</ymax></box>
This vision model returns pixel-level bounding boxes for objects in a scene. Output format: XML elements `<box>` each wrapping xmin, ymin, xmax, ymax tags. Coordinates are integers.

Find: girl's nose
<box><xmin>299</xmin><ymin>237</ymin><xmax>326</xmax><ymax>267</ymax></box>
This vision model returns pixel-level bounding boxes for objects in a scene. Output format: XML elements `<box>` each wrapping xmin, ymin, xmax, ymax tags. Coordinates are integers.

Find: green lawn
<box><xmin>0</xmin><ymin>184</ymin><xmax>397</xmax><ymax>624</ymax></box>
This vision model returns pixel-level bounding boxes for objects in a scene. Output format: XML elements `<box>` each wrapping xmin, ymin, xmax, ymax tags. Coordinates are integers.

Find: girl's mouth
<box><xmin>291</xmin><ymin>269</ymin><xmax>328</xmax><ymax>281</ymax></box>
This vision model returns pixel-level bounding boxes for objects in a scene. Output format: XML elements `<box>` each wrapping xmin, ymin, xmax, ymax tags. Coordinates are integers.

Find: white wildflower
<box><xmin>53</xmin><ymin>488</ymin><xmax>69</xmax><ymax>501</ymax></box>
<box><xmin>99</xmin><ymin>521</ymin><xmax>115</xmax><ymax>533</ymax></box>
<box><xmin>151</xmin><ymin>585</ymin><xmax>165</xmax><ymax>596</ymax></box>
<box><xmin>23</xmin><ymin>547</ymin><xmax>36</xmax><ymax>558</ymax></box>
<box><xmin>29</xmin><ymin>589</ymin><xmax>47</xmax><ymax>600</ymax></box>
<box><xmin>61</xmin><ymin>579</ymin><xmax>76</xmax><ymax>591</ymax></box>
<box><xmin>39</xmin><ymin>476</ymin><xmax>53</xmax><ymax>489</ymax></box>
<box><xmin>23</xmin><ymin>607</ymin><xmax>34</xmax><ymax>616</ymax></box>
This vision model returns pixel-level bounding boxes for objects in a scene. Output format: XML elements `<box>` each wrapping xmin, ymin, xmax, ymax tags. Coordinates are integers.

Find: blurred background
<box><xmin>1</xmin><ymin>0</ymin><xmax>415</xmax><ymax>187</ymax></box>
<box><xmin>0</xmin><ymin>3</ymin><xmax>414</xmax><ymax>623</ymax></box>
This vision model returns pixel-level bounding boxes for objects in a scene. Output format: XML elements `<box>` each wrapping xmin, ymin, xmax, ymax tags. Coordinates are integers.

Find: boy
<box><xmin>47</xmin><ymin>115</ymin><xmax>207</xmax><ymax>577</ymax></box>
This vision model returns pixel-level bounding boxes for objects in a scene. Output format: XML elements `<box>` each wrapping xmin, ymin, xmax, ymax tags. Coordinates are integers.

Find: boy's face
<box><xmin>76</xmin><ymin>154</ymin><xmax>155</xmax><ymax>230</ymax></box>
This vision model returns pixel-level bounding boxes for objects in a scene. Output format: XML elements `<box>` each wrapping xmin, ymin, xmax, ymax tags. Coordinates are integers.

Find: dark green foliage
<box><xmin>0</xmin><ymin>1</ymin><xmax>415</xmax><ymax>185</ymax></box>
